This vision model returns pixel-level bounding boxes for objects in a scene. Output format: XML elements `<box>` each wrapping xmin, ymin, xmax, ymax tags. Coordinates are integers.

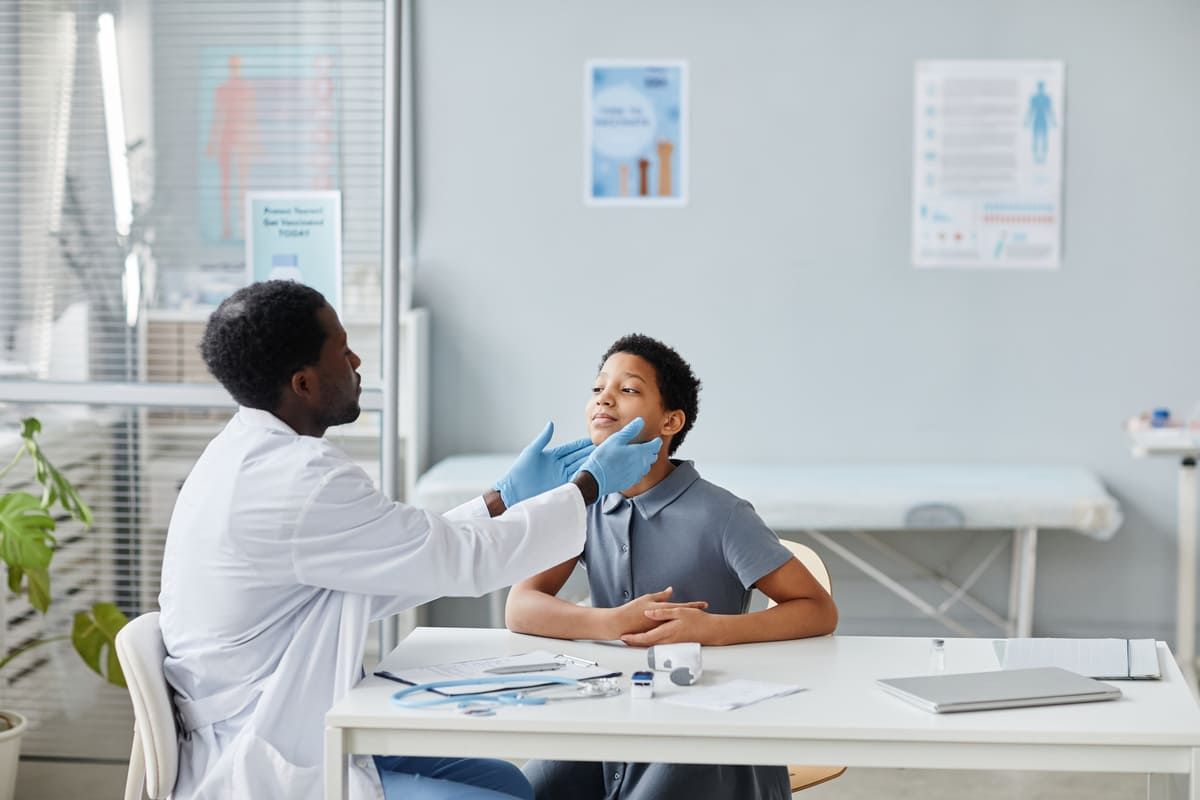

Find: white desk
<box><xmin>325</xmin><ymin>627</ymin><xmax>1200</xmax><ymax>800</ymax></box>
<box><xmin>415</xmin><ymin>458</ymin><xmax>1123</xmax><ymax>636</ymax></box>
<box><xmin>1130</xmin><ymin>427</ymin><xmax>1200</xmax><ymax>695</ymax></box>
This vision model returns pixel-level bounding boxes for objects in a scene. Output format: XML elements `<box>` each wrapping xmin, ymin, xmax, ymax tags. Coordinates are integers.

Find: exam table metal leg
<box><xmin>324</xmin><ymin>725</ymin><xmax>348</xmax><ymax>800</ymax></box>
<box><xmin>1177</xmin><ymin>458</ymin><xmax>1198</xmax><ymax>697</ymax></box>
<box><xmin>805</xmin><ymin>529</ymin><xmax>973</xmax><ymax>636</ymax></box>
<box><xmin>851</xmin><ymin>531</ymin><xmax>1010</xmax><ymax>631</ymax></box>
<box><xmin>1007</xmin><ymin>527</ymin><xmax>1037</xmax><ymax>638</ymax></box>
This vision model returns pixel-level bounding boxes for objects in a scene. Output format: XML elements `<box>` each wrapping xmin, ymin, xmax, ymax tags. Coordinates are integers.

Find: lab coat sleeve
<box><xmin>444</xmin><ymin>494</ymin><xmax>489</xmax><ymax>521</ymax></box>
<box><xmin>291</xmin><ymin>463</ymin><xmax>586</xmax><ymax>610</ymax></box>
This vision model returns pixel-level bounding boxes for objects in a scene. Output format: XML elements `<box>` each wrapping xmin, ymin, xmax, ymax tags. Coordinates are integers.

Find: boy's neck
<box><xmin>621</xmin><ymin>451</ymin><xmax>676</xmax><ymax>498</ymax></box>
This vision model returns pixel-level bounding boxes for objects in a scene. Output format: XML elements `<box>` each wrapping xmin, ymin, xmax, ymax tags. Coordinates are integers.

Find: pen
<box><xmin>485</xmin><ymin>663</ymin><xmax>564</xmax><ymax>674</ymax></box>
<box><xmin>556</xmin><ymin>653</ymin><xmax>599</xmax><ymax>668</ymax></box>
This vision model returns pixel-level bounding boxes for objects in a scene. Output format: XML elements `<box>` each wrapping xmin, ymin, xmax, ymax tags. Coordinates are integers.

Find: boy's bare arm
<box><xmin>623</xmin><ymin>558</ymin><xmax>839</xmax><ymax>647</ymax></box>
<box><xmin>506</xmin><ymin>559</ymin><xmax>709</xmax><ymax>641</ymax></box>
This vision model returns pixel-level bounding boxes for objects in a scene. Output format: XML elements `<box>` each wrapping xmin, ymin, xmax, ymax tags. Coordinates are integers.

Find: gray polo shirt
<box><xmin>530</xmin><ymin>460</ymin><xmax>795</xmax><ymax>800</ymax></box>
<box><xmin>582</xmin><ymin>460</ymin><xmax>793</xmax><ymax>614</ymax></box>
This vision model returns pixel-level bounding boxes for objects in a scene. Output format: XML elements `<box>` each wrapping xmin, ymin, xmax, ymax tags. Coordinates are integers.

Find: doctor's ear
<box><xmin>290</xmin><ymin>368</ymin><xmax>315</xmax><ymax>399</ymax></box>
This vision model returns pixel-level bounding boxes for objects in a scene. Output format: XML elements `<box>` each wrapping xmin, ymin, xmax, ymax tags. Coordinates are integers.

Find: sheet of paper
<box><xmin>912</xmin><ymin>60</ymin><xmax>1064</xmax><ymax>269</ymax></box>
<box><xmin>376</xmin><ymin>650</ymin><xmax>619</xmax><ymax>696</ymax></box>
<box><xmin>662</xmin><ymin>679</ymin><xmax>804</xmax><ymax>711</ymax></box>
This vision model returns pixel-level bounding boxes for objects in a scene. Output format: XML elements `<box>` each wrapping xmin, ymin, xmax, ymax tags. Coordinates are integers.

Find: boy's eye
<box><xmin>591</xmin><ymin>387</ymin><xmax>603</xmax><ymax>394</ymax></box>
<box><xmin>622</xmin><ymin>387</ymin><xmax>638</xmax><ymax>394</ymax></box>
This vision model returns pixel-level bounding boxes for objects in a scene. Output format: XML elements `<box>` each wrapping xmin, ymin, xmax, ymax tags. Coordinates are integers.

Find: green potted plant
<box><xmin>0</xmin><ymin>417</ymin><xmax>129</xmax><ymax>799</ymax></box>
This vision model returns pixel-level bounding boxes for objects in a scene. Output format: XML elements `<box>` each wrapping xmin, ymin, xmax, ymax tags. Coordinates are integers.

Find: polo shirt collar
<box><xmin>600</xmin><ymin>460</ymin><xmax>700</xmax><ymax>519</ymax></box>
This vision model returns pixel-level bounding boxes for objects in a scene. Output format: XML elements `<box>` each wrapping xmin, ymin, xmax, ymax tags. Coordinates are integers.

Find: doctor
<box><xmin>159</xmin><ymin>280</ymin><xmax>661</xmax><ymax>800</ymax></box>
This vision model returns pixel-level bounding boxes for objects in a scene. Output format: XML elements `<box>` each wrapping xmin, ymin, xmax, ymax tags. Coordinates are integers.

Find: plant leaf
<box><xmin>72</xmin><ymin>603</ymin><xmax>128</xmax><ymax>688</ymax></box>
<box><xmin>18</xmin><ymin>417</ymin><xmax>92</xmax><ymax>526</ymax></box>
<box><xmin>0</xmin><ymin>491</ymin><xmax>57</xmax><ymax>611</ymax></box>
<box><xmin>26</xmin><ymin>567</ymin><xmax>51</xmax><ymax>614</ymax></box>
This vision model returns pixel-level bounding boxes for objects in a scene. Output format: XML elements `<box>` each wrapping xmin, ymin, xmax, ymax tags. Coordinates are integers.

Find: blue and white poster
<box><xmin>912</xmin><ymin>60</ymin><xmax>1065</xmax><ymax>269</ymax></box>
<box><xmin>245</xmin><ymin>191</ymin><xmax>342</xmax><ymax>310</ymax></box>
<box><xmin>585</xmin><ymin>60</ymin><xmax>688</xmax><ymax>206</ymax></box>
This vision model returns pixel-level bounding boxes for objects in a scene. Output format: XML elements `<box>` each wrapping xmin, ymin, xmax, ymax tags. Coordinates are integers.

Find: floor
<box><xmin>14</xmin><ymin>760</ymin><xmax>1150</xmax><ymax>799</ymax></box>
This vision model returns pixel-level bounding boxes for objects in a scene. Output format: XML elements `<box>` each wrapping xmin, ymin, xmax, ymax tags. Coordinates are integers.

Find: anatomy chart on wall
<box><xmin>585</xmin><ymin>60</ymin><xmax>688</xmax><ymax>207</ymax></box>
<box><xmin>199</xmin><ymin>47</ymin><xmax>339</xmax><ymax>245</ymax></box>
<box><xmin>912</xmin><ymin>60</ymin><xmax>1064</xmax><ymax>269</ymax></box>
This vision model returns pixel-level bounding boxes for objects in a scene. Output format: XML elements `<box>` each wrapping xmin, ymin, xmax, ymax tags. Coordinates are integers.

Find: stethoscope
<box><xmin>391</xmin><ymin>674</ymin><xmax>622</xmax><ymax>716</ymax></box>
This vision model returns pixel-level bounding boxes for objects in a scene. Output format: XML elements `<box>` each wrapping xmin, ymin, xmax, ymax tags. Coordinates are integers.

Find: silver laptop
<box><xmin>877</xmin><ymin>667</ymin><xmax>1122</xmax><ymax>713</ymax></box>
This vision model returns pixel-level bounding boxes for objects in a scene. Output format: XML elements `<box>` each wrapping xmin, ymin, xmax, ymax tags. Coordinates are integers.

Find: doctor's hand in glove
<box><xmin>494</xmin><ymin>422</ymin><xmax>596</xmax><ymax>507</ymax></box>
<box><xmin>603</xmin><ymin>587</ymin><xmax>708</xmax><ymax>641</ymax></box>
<box><xmin>575</xmin><ymin>417</ymin><xmax>662</xmax><ymax>498</ymax></box>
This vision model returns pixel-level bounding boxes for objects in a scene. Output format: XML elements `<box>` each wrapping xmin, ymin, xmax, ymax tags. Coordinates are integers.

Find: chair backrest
<box><xmin>768</xmin><ymin>539</ymin><xmax>832</xmax><ymax>606</ymax></box>
<box><xmin>115</xmin><ymin>612</ymin><xmax>179</xmax><ymax>800</ymax></box>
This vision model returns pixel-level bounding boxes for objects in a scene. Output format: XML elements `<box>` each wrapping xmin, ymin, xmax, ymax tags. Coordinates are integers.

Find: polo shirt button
<box><xmin>613</xmin><ymin>771</ymin><xmax>622</xmax><ymax>781</ymax></box>
<box><xmin>622</xmin><ymin>590</ymin><xmax>630</xmax><ymax>599</ymax></box>
<box><xmin>621</xmin><ymin>544</ymin><xmax>629</xmax><ymax>553</ymax></box>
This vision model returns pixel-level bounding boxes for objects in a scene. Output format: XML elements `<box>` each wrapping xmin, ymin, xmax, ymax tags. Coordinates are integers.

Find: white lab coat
<box><xmin>159</xmin><ymin>408</ymin><xmax>585</xmax><ymax>800</ymax></box>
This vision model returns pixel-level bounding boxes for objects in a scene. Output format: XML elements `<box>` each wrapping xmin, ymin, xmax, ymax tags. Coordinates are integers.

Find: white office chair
<box><xmin>115</xmin><ymin>612</ymin><xmax>179</xmax><ymax>800</ymax></box>
<box><xmin>768</xmin><ymin>540</ymin><xmax>847</xmax><ymax>794</ymax></box>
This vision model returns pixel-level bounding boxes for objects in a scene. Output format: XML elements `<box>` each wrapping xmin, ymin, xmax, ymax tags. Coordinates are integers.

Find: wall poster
<box><xmin>245</xmin><ymin>191</ymin><xmax>342</xmax><ymax>311</ymax></box>
<box><xmin>913</xmin><ymin>60</ymin><xmax>1064</xmax><ymax>269</ymax></box>
<box><xmin>585</xmin><ymin>60</ymin><xmax>688</xmax><ymax>207</ymax></box>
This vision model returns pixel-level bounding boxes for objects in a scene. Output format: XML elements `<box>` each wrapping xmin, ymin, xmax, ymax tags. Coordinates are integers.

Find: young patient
<box><xmin>506</xmin><ymin>333</ymin><xmax>838</xmax><ymax>800</ymax></box>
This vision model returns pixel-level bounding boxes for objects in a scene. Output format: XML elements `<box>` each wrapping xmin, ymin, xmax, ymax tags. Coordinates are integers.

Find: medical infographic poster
<box><xmin>585</xmin><ymin>60</ymin><xmax>688</xmax><ymax>206</ymax></box>
<box><xmin>198</xmin><ymin>47</ymin><xmax>339</xmax><ymax>245</ymax></box>
<box><xmin>245</xmin><ymin>191</ymin><xmax>342</xmax><ymax>311</ymax></box>
<box><xmin>912</xmin><ymin>60</ymin><xmax>1064</xmax><ymax>269</ymax></box>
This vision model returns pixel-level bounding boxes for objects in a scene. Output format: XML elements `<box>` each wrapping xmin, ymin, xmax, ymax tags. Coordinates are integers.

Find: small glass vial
<box><xmin>929</xmin><ymin>638</ymin><xmax>946</xmax><ymax>673</ymax></box>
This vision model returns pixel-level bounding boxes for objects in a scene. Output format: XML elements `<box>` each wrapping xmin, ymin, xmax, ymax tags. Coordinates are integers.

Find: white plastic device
<box><xmin>647</xmin><ymin>642</ymin><xmax>702</xmax><ymax>686</ymax></box>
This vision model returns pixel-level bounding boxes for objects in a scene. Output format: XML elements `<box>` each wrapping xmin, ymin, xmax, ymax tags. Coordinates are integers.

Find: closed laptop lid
<box><xmin>877</xmin><ymin>667</ymin><xmax>1122</xmax><ymax>713</ymax></box>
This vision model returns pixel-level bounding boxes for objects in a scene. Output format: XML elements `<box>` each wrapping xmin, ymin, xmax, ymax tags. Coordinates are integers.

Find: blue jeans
<box><xmin>375</xmin><ymin>755</ymin><xmax>534</xmax><ymax>800</ymax></box>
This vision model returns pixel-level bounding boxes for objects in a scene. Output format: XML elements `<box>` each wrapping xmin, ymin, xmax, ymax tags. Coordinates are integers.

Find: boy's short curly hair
<box><xmin>600</xmin><ymin>334</ymin><xmax>701</xmax><ymax>455</ymax></box>
<box><xmin>200</xmin><ymin>281</ymin><xmax>329</xmax><ymax>410</ymax></box>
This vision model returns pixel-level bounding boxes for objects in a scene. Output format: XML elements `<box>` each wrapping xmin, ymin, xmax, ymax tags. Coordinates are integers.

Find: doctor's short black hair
<box><xmin>600</xmin><ymin>334</ymin><xmax>701</xmax><ymax>456</ymax></box>
<box><xmin>200</xmin><ymin>280</ymin><xmax>330</xmax><ymax>410</ymax></box>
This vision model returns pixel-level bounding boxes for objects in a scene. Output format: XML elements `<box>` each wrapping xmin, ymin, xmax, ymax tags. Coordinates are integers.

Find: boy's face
<box><xmin>586</xmin><ymin>352</ymin><xmax>682</xmax><ymax>447</ymax></box>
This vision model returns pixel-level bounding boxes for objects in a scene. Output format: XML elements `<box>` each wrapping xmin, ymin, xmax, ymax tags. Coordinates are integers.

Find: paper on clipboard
<box><xmin>374</xmin><ymin>649</ymin><xmax>620</xmax><ymax>696</ymax></box>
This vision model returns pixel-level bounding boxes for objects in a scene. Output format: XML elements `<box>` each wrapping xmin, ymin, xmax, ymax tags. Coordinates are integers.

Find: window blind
<box><xmin>0</xmin><ymin>0</ymin><xmax>387</xmax><ymax>760</ymax></box>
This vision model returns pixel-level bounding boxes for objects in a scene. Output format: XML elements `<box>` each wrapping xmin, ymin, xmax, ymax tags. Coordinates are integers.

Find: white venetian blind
<box><xmin>0</xmin><ymin>0</ymin><xmax>387</xmax><ymax>760</ymax></box>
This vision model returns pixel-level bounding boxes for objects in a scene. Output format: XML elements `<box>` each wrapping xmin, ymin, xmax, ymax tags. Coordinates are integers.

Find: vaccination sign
<box><xmin>585</xmin><ymin>60</ymin><xmax>688</xmax><ymax>207</ymax></box>
<box><xmin>245</xmin><ymin>191</ymin><xmax>342</xmax><ymax>310</ymax></box>
<box><xmin>912</xmin><ymin>60</ymin><xmax>1064</xmax><ymax>269</ymax></box>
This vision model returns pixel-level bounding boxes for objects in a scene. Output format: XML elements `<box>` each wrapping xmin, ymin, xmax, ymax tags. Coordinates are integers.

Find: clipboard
<box><xmin>373</xmin><ymin>649</ymin><xmax>621</xmax><ymax>696</ymax></box>
<box><xmin>994</xmin><ymin>638</ymin><xmax>1161</xmax><ymax>680</ymax></box>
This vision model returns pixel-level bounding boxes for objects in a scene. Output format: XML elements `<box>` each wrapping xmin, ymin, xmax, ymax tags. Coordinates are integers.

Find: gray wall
<box><xmin>412</xmin><ymin>0</ymin><xmax>1200</xmax><ymax>636</ymax></box>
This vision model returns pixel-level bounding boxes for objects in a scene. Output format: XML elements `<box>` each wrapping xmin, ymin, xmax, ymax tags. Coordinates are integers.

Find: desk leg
<box><xmin>324</xmin><ymin>726</ymin><xmax>348</xmax><ymax>800</ymax></box>
<box><xmin>1007</xmin><ymin>526</ymin><xmax>1037</xmax><ymax>638</ymax></box>
<box><xmin>1178</xmin><ymin>458</ymin><xmax>1198</xmax><ymax>696</ymax></box>
<box><xmin>1146</xmin><ymin>749</ymin><xmax>1200</xmax><ymax>800</ymax></box>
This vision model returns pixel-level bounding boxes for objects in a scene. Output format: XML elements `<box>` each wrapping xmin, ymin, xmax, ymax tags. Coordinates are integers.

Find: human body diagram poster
<box><xmin>585</xmin><ymin>61</ymin><xmax>688</xmax><ymax>206</ymax></box>
<box><xmin>912</xmin><ymin>61</ymin><xmax>1064</xmax><ymax>269</ymax></box>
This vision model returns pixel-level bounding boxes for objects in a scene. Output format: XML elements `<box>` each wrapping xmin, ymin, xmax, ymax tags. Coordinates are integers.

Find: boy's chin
<box><xmin>589</xmin><ymin>426</ymin><xmax>620</xmax><ymax>446</ymax></box>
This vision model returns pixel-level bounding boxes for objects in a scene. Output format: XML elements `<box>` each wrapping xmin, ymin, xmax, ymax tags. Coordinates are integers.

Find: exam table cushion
<box><xmin>414</xmin><ymin>457</ymin><xmax>1121</xmax><ymax>540</ymax></box>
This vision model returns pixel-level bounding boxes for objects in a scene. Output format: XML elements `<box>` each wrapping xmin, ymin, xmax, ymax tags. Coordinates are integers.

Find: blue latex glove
<box><xmin>577</xmin><ymin>417</ymin><xmax>662</xmax><ymax>497</ymax></box>
<box><xmin>494</xmin><ymin>422</ymin><xmax>596</xmax><ymax>507</ymax></box>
